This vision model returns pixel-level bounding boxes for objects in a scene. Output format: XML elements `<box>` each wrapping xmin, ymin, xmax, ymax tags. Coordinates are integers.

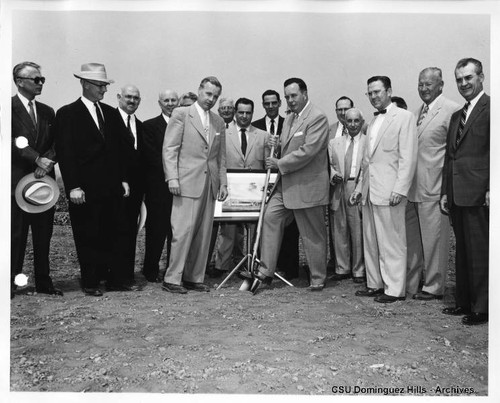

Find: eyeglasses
<box><xmin>365</xmin><ymin>89</ymin><xmax>384</xmax><ymax>97</ymax></box>
<box><xmin>83</xmin><ymin>79</ymin><xmax>109</xmax><ymax>89</ymax></box>
<box><xmin>17</xmin><ymin>76</ymin><xmax>46</xmax><ymax>84</ymax></box>
<box><xmin>335</xmin><ymin>108</ymin><xmax>350</xmax><ymax>112</ymax></box>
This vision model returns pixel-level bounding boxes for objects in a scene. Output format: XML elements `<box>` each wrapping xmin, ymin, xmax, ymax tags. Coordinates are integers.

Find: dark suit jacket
<box><xmin>252</xmin><ymin>115</ymin><xmax>285</xmax><ymax>136</ymax></box>
<box><xmin>11</xmin><ymin>95</ymin><xmax>56</xmax><ymax>193</ymax></box>
<box><xmin>142</xmin><ymin>114</ymin><xmax>170</xmax><ymax>202</ymax></box>
<box><xmin>441</xmin><ymin>93</ymin><xmax>490</xmax><ymax>206</ymax></box>
<box><xmin>54</xmin><ymin>98</ymin><xmax>126</xmax><ymax>202</ymax></box>
<box><xmin>115</xmin><ymin>109</ymin><xmax>145</xmax><ymax>193</ymax></box>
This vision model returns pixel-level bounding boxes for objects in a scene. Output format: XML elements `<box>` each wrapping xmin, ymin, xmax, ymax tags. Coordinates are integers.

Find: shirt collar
<box><xmin>468</xmin><ymin>90</ymin><xmax>485</xmax><ymax>110</ymax></box>
<box><xmin>162</xmin><ymin>113</ymin><xmax>170</xmax><ymax>123</ymax></box>
<box><xmin>296</xmin><ymin>101</ymin><xmax>310</xmax><ymax>118</ymax></box>
<box><xmin>17</xmin><ymin>92</ymin><xmax>35</xmax><ymax>109</ymax></box>
<box><xmin>423</xmin><ymin>94</ymin><xmax>442</xmax><ymax>112</ymax></box>
<box><xmin>118</xmin><ymin>107</ymin><xmax>134</xmax><ymax>124</ymax></box>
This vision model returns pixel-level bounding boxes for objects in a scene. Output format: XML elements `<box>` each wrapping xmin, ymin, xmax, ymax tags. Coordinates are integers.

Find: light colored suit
<box><xmin>328</xmin><ymin>134</ymin><xmax>366</xmax><ymax>278</ymax></box>
<box><xmin>406</xmin><ymin>95</ymin><xmax>460</xmax><ymax>295</ymax></box>
<box><xmin>216</xmin><ymin>124</ymin><xmax>269</xmax><ymax>271</ymax></box>
<box><xmin>162</xmin><ymin>104</ymin><xmax>227</xmax><ymax>285</ymax></box>
<box><xmin>260</xmin><ymin>102</ymin><xmax>330</xmax><ymax>285</ymax></box>
<box><xmin>355</xmin><ymin>104</ymin><xmax>417</xmax><ymax>297</ymax></box>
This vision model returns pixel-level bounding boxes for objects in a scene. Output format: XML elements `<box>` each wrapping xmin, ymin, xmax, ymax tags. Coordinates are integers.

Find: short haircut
<box><xmin>391</xmin><ymin>96</ymin><xmax>408</xmax><ymax>109</ymax></box>
<box><xmin>13</xmin><ymin>61</ymin><xmax>41</xmax><ymax>82</ymax></box>
<box><xmin>261</xmin><ymin>89</ymin><xmax>280</xmax><ymax>102</ymax></box>
<box><xmin>218</xmin><ymin>97</ymin><xmax>234</xmax><ymax>107</ymax></box>
<box><xmin>284</xmin><ymin>77</ymin><xmax>307</xmax><ymax>92</ymax></box>
<box><xmin>199</xmin><ymin>76</ymin><xmax>222</xmax><ymax>90</ymax></box>
<box><xmin>456</xmin><ymin>57</ymin><xmax>483</xmax><ymax>75</ymax></box>
<box><xmin>367</xmin><ymin>76</ymin><xmax>392</xmax><ymax>90</ymax></box>
<box><xmin>336</xmin><ymin>96</ymin><xmax>354</xmax><ymax>108</ymax></box>
<box><xmin>180</xmin><ymin>92</ymin><xmax>197</xmax><ymax>102</ymax></box>
<box><xmin>345</xmin><ymin>107</ymin><xmax>364</xmax><ymax>121</ymax></box>
<box><xmin>419</xmin><ymin>67</ymin><xmax>443</xmax><ymax>81</ymax></box>
<box><xmin>235</xmin><ymin>97</ymin><xmax>254</xmax><ymax>112</ymax></box>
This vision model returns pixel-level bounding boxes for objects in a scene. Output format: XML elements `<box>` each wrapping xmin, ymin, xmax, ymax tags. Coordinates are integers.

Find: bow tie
<box><xmin>374</xmin><ymin>109</ymin><xmax>387</xmax><ymax>116</ymax></box>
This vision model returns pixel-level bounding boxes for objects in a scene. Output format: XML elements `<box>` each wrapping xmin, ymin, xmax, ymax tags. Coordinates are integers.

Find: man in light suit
<box><xmin>350</xmin><ymin>76</ymin><xmax>417</xmax><ymax>303</ymax></box>
<box><xmin>11</xmin><ymin>61</ymin><xmax>63</xmax><ymax>298</ymax></box>
<box><xmin>55</xmin><ymin>63</ymin><xmax>130</xmax><ymax>296</ymax></box>
<box><xmin>254</xmin><ymin>77</ymin><xmax>330</xmax><ymax>292</ymax></box>
<box><xmin>441</xmin><ymin>58</ymin><xmax>489</xmax><ymax>325</ymax></box>
<box><xmin>329</xmin><ymin>96</ymin><xmax>353</xmax><ymax>141</ymax></box>
<box><xmin>162</xmin><ymin>76</ymin><xmax>228</xmax><ymax>294</ymax></box>
<box><xmin>214</xmin><ymin>98</ymin><xmax>269</xmax><ymax>275</ymax></box>
<box><xmin>253</xmin><ymin>89</ymin><xmax>300</xmax><ymax>280</ymax></box>
<box><xmin>406</xmin><ymin>68</ymin><xmax>460</xmax><ymax>300</ymax></box>
<box><xmin>141</xmin><ymin>89</ymin><xmax>178</xmax><ymax>282</ymax></box>
<box><xmin>115</xmin><ymin>84</ymin><xmax>144</xmax><ymax>288</ymax></box>
<box><xmin>328</xmin><ymin>108</ymin><xmax>366</xmax><ymax>283</ymax></box>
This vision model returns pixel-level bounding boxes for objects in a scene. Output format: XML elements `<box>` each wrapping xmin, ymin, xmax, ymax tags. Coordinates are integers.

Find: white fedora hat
<box><xmin>74</xmin><ymin>63</ymin><xmax>114</xmax><ymax>84</ymax></box>
<box><xmin>15</xmin><ymin>173</ymin><xmax>60</xmax><ymax>214</ymax></box>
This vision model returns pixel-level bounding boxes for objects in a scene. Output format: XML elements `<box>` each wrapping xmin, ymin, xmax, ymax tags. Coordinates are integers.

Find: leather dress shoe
<box><xmin>355</xmin><ymin>287</ymin><xmax>384</xmax><ymax>297</ymax></box>
<box><xmin>462</xmin><ymin>313</ymin><xmax>488</xmax><ymax>326</ymax></box>
<box><xmin>106</xmin><ymin>283</ymin><xmax>140</xmax><ymax>292</ymax></box>
<box><xmin>162</xmin><ymin>282</ymin><xmax>187</xmax><ymax>294</ymax></box>
<box><xmin>328</xmin><ymin>273</ymin><xmax>351</xmax><ymax>281</ymax></box>
<box><xmin>83</xmin><ymin>288</ymin><xmax>103</xmax><ymax>297</ymax></box>
<box><xmin>353</xmin><ymin>277</ymin><xmax>366</xmax><ymax>284</ymax></box>
<box><xmin>37</xmin><ymin>287</ymin><xmax>64</xmax><ymax>296</ymax></box>
<box><xmin>143</xmin><ymin>272</ymin><xmax>161</xmax><ymax>283</ymax></box>
<box><xmin>183</xmin><ymin>281</ymin><xmax>210</xmax><ymax>292</ymax></box>
<box><xmin>308</xmin><ymin>284</ymin><xmax>325</xmax><ymax>291</ymax></box>
<box><xmin>442</xmin><ymin>306</ymin><xmax>470</xmax><ymax>316</ymax></box>
<box><xmin>374</xmin><ymin>293</ymin><xmax>406</xmax><ymax>303</ymax></box>
<box><xmin>413</xmin><ymin>291</ymin><xmax>443</xmax><ymax>301</ymax></box>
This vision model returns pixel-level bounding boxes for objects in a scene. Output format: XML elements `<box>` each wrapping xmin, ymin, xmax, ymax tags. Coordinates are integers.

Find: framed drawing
<box><xmin>214</xmin><ymin>169</ymin><xmax>277</xmax><ymax>220</ymax></box>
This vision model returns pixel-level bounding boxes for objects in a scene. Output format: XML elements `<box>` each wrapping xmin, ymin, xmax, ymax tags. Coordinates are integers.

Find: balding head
<box><xmin>345</xmin><ymin>108</ymin><xmax>364</xmax><ymax>137</ymax></box>
<box><xmin>158</xmin><ymin>89</ymin><xmax>179</xmax><ymax>116</ymax></box>
<box><xmin>117</xmin><ymin>84</ymin><xmax>141</xmax><ymax>115</ymax></box>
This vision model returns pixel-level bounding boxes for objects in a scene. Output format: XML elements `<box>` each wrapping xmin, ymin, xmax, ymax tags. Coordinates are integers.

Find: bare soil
<box><xmin>10</xmin><ymin>224</ymin><xmax>488</xmax><ymax>396</ymax></box>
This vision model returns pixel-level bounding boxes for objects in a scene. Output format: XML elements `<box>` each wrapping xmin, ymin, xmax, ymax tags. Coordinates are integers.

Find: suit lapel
<box><xmin>282</xmin><ymin>104</ymin><xmax>311</xmax><ymax>154</ymax></box>
<box><xmin>12</xmin><ymin>95</ymin><xmax>38</xmax><ymax>143</ymax></box>
<box><xmin>229</xmin><ymin>124</ymin><xmax>244</xmax><ymax>159</ymax></box>
<box><xmin>335</xmin><ymin>137</ymin><xmax>346</xmax><ymax>176</ymax></box>
<box><xmin>245</xmin><ymin>126</ymin><xmax>257</xmax><ymax>158</ymax></box>
<box><xmin>370</xmin><ymin>107</ymin><xmax>396</xmax><ymax>155</ymax></box>
<box><xmin>78</xmin><ymin>99</ymin><xmax>105</xmax><ymax>143</ymax></box>
<box><xmin>456</xmin><ymin>94</ymin><xmax>487</xmax><ymax>148</ymax></box>
<box><xmin>189</xmin><ymin>104</ymin><xmax>208</xmax><ymax>144</ymax></box>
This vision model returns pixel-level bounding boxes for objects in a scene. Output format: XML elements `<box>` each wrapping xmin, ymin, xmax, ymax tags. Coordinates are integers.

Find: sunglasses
<box><xmin>82</xmin><ymin>79</ymin><xmax>109</xmax><ymax>89</ymax></box>
<box><xmin>17</xmin><ymin>76</ymin><xmax>46</xmax><ymax>85</ymax></box>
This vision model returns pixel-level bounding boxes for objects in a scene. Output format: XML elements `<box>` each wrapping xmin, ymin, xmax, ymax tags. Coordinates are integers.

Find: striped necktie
<box><xmin>455</xmin><ymin>102</ymin><xmax>470</xmax><ymax>147</ymax></box>
<box><xmin>28</xmin><ymin>101</ymin><xmax>37</xmax><ymax>127</ymax></box>
<box><xmin>417</xmin><ymin>104</ymin><xmax>428</xmax><ymax>126</ymax></box>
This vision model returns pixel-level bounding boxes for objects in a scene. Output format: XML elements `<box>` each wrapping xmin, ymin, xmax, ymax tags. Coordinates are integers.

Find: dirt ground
<box><xmin>10</xmin><ymin>224</ymin><xmax>488</xmax><ymax>396</ymax></box>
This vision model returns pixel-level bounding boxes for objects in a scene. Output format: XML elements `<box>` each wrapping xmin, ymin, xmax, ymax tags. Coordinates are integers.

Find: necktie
<box><xmin>241</xmin><ymin>128</ymin><xmax>247</xmax><ymax>156</ymax></box>
<box><xmin>204</xmin><ymin>111</ymin><xmax>209</xmax><ymax>141</ymax></box>
<box><xmin>374</xmin><ymin>109</ymin><xmax>387</xmax><ymax>116</ymax></box>
<box><xmin>28</xmin><ymin>101</ymin><xmax>37</xmax><ymax>127</ymax></box>
<box><xmin>344</xmin><ymin>137</ymin><xmax>354</xmax><ymax>182</ymax></box>
<box><xmin>270</xmin><ymin>119</ymin><xmax>275</xmax><ymax>135</ymax></box>
<box><xmin>127</xmin><ymin>115</ymin><xmax>136</xmax><ymax>148</ymax></box>
<box><xmin>342</xmin><ymin>124</ymin><xmax>348</xmax><ymax>136</ymax></box>
<box><xmin>226</xmin><ymin>122</ymin><xmax>229</xmax><ymax>129</ymax></box>
<box><xmin>94</xmin><ymin>102</ymin><xmax>105</xmax><ymax>136</ymax></box>
<box><xmin>417</xmin><ymin>104</ymin><xmax>429</xmax><ymax>126</ymax></box>
<box><xmin>455</xmin><ymin>102</ymin><xmax>470</xmax><ymax>147</ymax></box>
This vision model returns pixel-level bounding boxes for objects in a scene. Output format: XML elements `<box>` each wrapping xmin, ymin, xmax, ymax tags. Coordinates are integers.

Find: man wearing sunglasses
<box><xmin>55</xmin><ymin>63</ymin><xmax>131</xmax><ymax>296</ymax></box>
<box><xmin>11</xmin><ymin>61</ymin><xmax>62</xmax><ymax>298</ymax></box>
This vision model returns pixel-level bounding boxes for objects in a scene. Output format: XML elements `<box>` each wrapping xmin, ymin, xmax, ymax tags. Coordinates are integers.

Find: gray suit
<box><xmin>406</xmin><ymin>95</ymin><xmax>460</xmax><ymax>296</ymax></box>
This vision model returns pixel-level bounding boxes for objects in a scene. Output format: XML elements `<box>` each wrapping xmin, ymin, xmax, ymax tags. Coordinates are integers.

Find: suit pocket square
<box><xmin>293</xmin><ymin>131</ymin><xmax>304</xmax><ymax>137</ymax></box>
<box><xmin>215</xmin><ymin>132</ymin><xmax>221</xmax><ymax>136</ymax></box>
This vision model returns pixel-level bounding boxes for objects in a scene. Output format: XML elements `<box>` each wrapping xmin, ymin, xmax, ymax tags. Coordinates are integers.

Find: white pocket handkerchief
<box><xmin>215</xmin><ymin>132</ymin><xmax>221</xmax><ymax>136</ymax></box>
<box><xmin>293</xmin><ymin>131</ymin><xmax>304</xmax><ymax>137</ymax></box>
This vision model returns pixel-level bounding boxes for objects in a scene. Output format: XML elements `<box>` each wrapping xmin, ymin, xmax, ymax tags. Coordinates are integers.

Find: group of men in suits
<box><xmin>11</xmin><ymin>59</ymin><xmax>489</xmax><ymax>325</ymax></box>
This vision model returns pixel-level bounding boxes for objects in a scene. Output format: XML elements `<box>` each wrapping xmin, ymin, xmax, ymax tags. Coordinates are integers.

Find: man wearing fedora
<box><xmin>55</xmin><ymin>63</ymin><xmax>132</xmax><ymax>296</ymax></box>
<box><xmin>11</xmin><ymin>61</ymin><xmax>63</xmax><ymax>298</ymax></box>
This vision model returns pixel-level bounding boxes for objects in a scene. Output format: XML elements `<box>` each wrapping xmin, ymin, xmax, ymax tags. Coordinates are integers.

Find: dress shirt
<box><xmin>334</xmin><ymin>122</ymin><xmax>345</xmax><ymax>139</ymax></box>
<box><xmin>369</xmin><ymin>102</ymin><xmax>394</xmax><ymax>153</ymax></box>
<box><xmin>162</xmin><ymin>113</ymin><xmax>170</xmax><ymax>124</ymax></box>
<box><xmin>118</xmin><ymin>108</ymin><xmax>137</xmax><ymax>149</ymax></box>
<box><xmin>236</xmin><ymin>125</ymin><xmax>250</xmax><ymax>148</ymax></box>
<box><xmin>81</xmin><ymin>96</ymin><xmax>104</xmax><ymax>131</ymax></box>
<box><xmin>345</xmin><ymin>134</ymin><xmax>361</xmax><ymax>178</ymax></box>
<box><xmin>465</xmin><ymin>90</ymin><xmax>485</xmax><ymax>122</ymax></box>
<box><xmin>17</xmin><ymin>93</ymin><xmax>38</xmax><ymax>121</ymax></box>
<box><xmin>265</xmin><ymin>115</ymin><xmax>279</xmax><ymax>133</ymax></box>
<box><xmin>194</xmin><ymin>102</ymin><xmax>209</xmax><ymax>141</ymax></box>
